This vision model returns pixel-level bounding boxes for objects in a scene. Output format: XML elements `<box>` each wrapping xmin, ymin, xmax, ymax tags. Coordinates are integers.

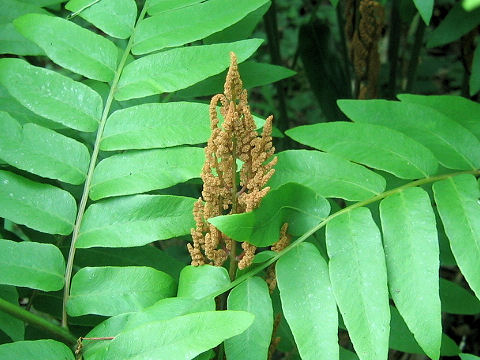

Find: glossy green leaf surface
<box><xmin>0</xmin><ymin>285</ymin><xmax>24</xmax><ymax>341</ymax></box>
<box><xmin>0</xmin><ymin>112</ymin><xmax>89</xmax><ymax>184</ymax></box>
<box><xmin>134</xmin><ymin>0</ymin><xmax>267</xmax><ymax>54</ymax></box>
<box><xmin>287</xmin><ymin>122</ymin><xmax>438</xmax><ymax>179</ymax></box>
<box><xmin>439</xmin><ymin>278</ymin><xmax>480</xmax><ymax>314</ymax></box>
<box><xmin>0</xmin><ymin>170</ymin><xmax>76</xmax><ymax>235</ymax></box>
<box><xmin>225</xmin><ymin>277</ymin><xmax>273</xmax><ymax>360</ymax></box>
<box><xmin>66</xmin><ymin>0</ymin><xmax>137</xmax><ymax>39</ymax></box>
<box><xmin>413</xmin><ymin>0</ymin><xmax>433</xmax><ymax>24</ymax></box>
<box><xmin>89</xmin><ymin>147</ymin><xmax>204</xmax><ymax>200</ymax></box>
<box><xmin>67</xmin><ymin>266</ymin><xmax>175</xmax><ymax>316</ymax></box>
<box><xmin>380</xmin><ymin>187</ymin><xmax>441</xmax><ymax>359</ymax></box>
<box><xmin>177</xmin><ymin>265</ymin><xmax>230</xmax><ymax>299</ymax></box>
<box><xmin>115</xmin><ymin>39</ymin><xmax>262</xmax><ymax>100</ymax></box>
<box><xmin>0</xmin><ymin>239</ymin><xmax>65</xmax><ymax>291</ymax></box>
<box><xmin>276</xmin><ymin>243</ymin><xmax>338</xmax><ymax>360</ymax></box>
<box><xmin>338</xmin><ymin>99</ymin><xmax>480</xmax><ymax>170</ymax></box>
<box><xmin>77</xmin><ymin>195</ymin><xmax>195</xmax><ymax>248</ymax></box>
<box><xmin>0</xmin><ymin>58</ymin><xmax>101</xmax><ymax>132</ymax></box>
<box><xmin>104</xmin><ymin>311</ymin><xmax>254</xmax><ymax>360</ymax></box>
<box><xmin>326</xmin><ymin>207</ymin><xmax>390</xmax><ymax>360</ymax></box>
<box><xmin>210</xmin><ymin>183</ymin><xmax>330</xmax><ymax>247</ymax></box>
<box><xmin>147</xmin><ymin>0</ymin><xmax>203</xmax><ymax>15</ymax></box>
<box><xmin>0</xmin><ymin>340</ymin><xmax>74</xmax><ymax>360</ymax></box>
<box><xmin>268</xmin><ymin>150</ymin><xmax>386</xmax><ymax>201</ymax></box>
<box><xmin>433</xmin><ymin>175</ymin><xmax>480</xmax><ymax>300</ymax></box>
<box><xmin>14</xmin><ymin>13</ymin><xmax>117</xmax><ymax>81</ymax></box>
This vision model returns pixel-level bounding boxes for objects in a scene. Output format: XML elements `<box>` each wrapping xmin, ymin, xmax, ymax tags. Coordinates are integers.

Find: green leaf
<box><xmin>104</xmin><ymin>311</ymin><xmax>254</xmax><ymax>360</ymax></box>
<box><xmin>89</xmin><ymin>147</ymin><xmax>204</xmax><ymax>200</ymax></box>
<box><xmin>115</xmin><ymin>39</ymin><xmax>262</xmax><ymax>100</ymax></box>
<box><xmin>0</xmin><ymin>58</ymin><xmax>102</xmax><ymax>132</ymax></box>
<box><xmin>287</xmin><ymin>122</ymin><xmax>438</xmax><ymax>179</ymax></box>
<box><xmin>68</xmin><ymin>266</ymin><xmax>175</xmax><ymax>317</ymax></box>
<box><xmin>0</xmin><ymin>340</ymin><xmax>74</xmax><ymax>360</ymax></box>
<box><xmin>225</xmin><ymin>277</ymin><xmax>273</xmax><ymax>360</ymax></box>
<box><xmin>77</xmin><ymin>195</ymin><xmax>196</xmax><ymax>248</ymax></box>
<box><xmin>338</xmin><ymin>99</ymin><xmax>480</xmax><ymax>170</ymax></box>
<box><xmin>0</xmin><ymin>112</ymin><xmax>89</xmax><ymax>184</ymax></box>
<box><xmin>0</xmin><ymin>285</ymin><xmax>24</xmax><ymax>341</ymax></box>
<box><xmin>269</xmin><ymin>150</ymin><xmax>386</xmax><ymax>201</ymax></box>
<box><xmin>177</xmin><ymin>265</ymin><xmax>230</xmax><ymax>299</ymax></box>
<box><xmin>0</xmin><ymin>239</ymin><xmax>65</xmax><ymax>291</ymax></box>
<box><xmin>397</xmin><ymin>94</ymin><xmax>480</xmax><ymax>140</ymax></box>
<box><xmin>326</xmin><ymin>207</ymin><xmax>390</xmax><ymax>360</ymax></box>
<box><xmin>66</xmin><ymin>0</ymin><xmax>137</xmax><ymax>39</ymax></box>
<box><xmin>147</xmin><ymin>0</ymin><xmax>203</xmax><ymax>15</ymax></box>
<box><xmin>439</xmin><ymin>278</ymin><xmax>480</xmax><ymax>314</ymax></box>
<box><xmin>276</xmin><ymin>243</ymin><xmax>338</xmax><ymax>360</ymax></box>
<box><xmin>433</xmin><ymin>174</ymin><xmax>480</xmax><ymax>300</ymax></box>
<box><xmin>463</xmin><ymin>0</ymin><xmax>480</xmax><ymax>11</ymax></box>
<box><xmin>0</xmin><ymin>170</ymin><xmax>76</xmax><ymax>235</ymax></box>
<box><xmin>14</xmin><ymin>13</ymin><xmax>118</xmax><ymax>81</ymax></box>
<box><xmin>413</xmin><ymin>0</ymin><xmax>433</xmax><ymax>24</ymax></box>
<box><xmin>427</xmin><ymin>3</ymin><xmax>480</xmax><ymax>48</ymax></box>
<box><xmin>461</xmin><ymin>354</ymin><xmax>480</xmax><ymax>360</ymax></box>
<box><xmin>133</xmin><ymin>0</ymin><xmax>268</xmax><ymax>54</ymax></box>
<box><xmin>470</xmin><ymin>44</ymin><xmax>480</xmax><ymax>96</ymax></box>
<box><xmin>209</xmin><ymin>183</ymin><xmax>330</xmax><ymax>247</ymax></box>
<box><xmin>380</xmin><ymin>187</ymin><xmax>441</xmax><ymax>359</ymax></box>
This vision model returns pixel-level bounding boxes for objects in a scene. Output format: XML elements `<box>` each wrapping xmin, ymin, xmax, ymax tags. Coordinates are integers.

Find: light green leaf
<box><xmin>0</xmin><ymin>340</ymin><xmax>74</xmax><ymax>360</ymax></box>
<box><xmin>104</xmin><ymin>311</ymin><xmax>254</xmax><ymax>360</ymax></box>
<box><xmin>147</xmin><ymin>0</ymin><xmax>203</xmax><ymax>15</ymax></box>
<box><xmin>133</xmin><ymin>0</ymin><xmax>267</xmax><ymax>54</ymax></box>
<box><xmin>433</xmin><ymin>174</ymin><xmax>480</xmax><ymax>300</ymax></box>
<box><xmin>463</xmin><ymin>0</ymin><xmax>480</xmax><ymax>11</ymax></box>
<box><xmin>326</xmin><ymin>207</ymin><xmax>390</xmax><ymax>360</ymax></box>
<box><xmin>397</xmin><ymin>94</ymin><xmax>480</xmax><ymax>140</ymax></box>
<box><xmin>209</xmin><ymin>183</ymin><xmax>330</xmax><ymax>247</ymax></box>
<box><xmin>287</xmin><ymin>122</ymin><xmax>438</xmax><ymax>179</ymax></box>
<box><xmin>225</xmin><ymin>277</ymin><xmax>273</xmax><ymax>360</ymax></box>
<box><xmin>470</xmin><ymin>44</ymin><xmax>480</xmax><ymax>96</ymax></box>
<box><xmin>77</xmin><ymin>195</ymin><xmax>196</xmax><ymax>248</ymax></box>
<box><xmin>178</xmin><ymin>265</ymin><xmax>230</xmax><ymax>299</ymax></box>
<box><xmin>90</xmin><ymin>147</ymin><xmax>204</xmax><ymax>200</ymax></box>
<box><xmin>440</xmin><ymin>278</ymin><xmax>480</xmax><ymax>314</ymax></box>
<box><xmin>338</xmin><ymin>99</ymin><xmax>480</xmax><ymax>170</ymax></box>
<box><xmin>68</xmin><ymin>266</ymin><xmax>175</xmax><ymax>317</ymax></box>
<box><xmin>427</xmin><ymin>3</ymin><xmax>480</xmax><ymax>48</ymax></box>
<box><xmin>0</xmin><ymin>285</ymin><xmax>24</xmax><ymax>341</ymax></box>
<box><xmin>276</xmin><ymin>242</ymin><xmax>338</xmax><ymax>360</ymax></box>
<box><xmin>269</xmin><ymin>150</ymin><xmax>386</xmax><ymax>201</ymax></box>
<box><xmin>0</xmin><ymin>112</ymin><xmax>89</xmax><ymax>184</ymax></box>
<box><xmin>0</xmin><ymin>239</ymin><xmax>65</xmax><ymax>291</ymax></box>
<box><xmin>115</xmin><ymin>39</ymin><xmax>262</xmax><ymax>100</ymax></box>
<box><xmin>380</xmin><ymin>187</ymin><xmax>441</xmax><ymax>359</ymax></box>
<box><xmin>0</xmin><ymin>170</ymin><xmax>76</xmax><ymax>235</ymax></box>
<box><xmin>413</xmin><ymin>0</ymin><xmax>433</xmax><ymax>24</ymax></box>
<box><xmin>0</xmin><ymin>58</ymin><xmax>102</xmax><ymax>132</ymax></box>
<box><xmin>66</xmin><ymin>0</ymin><xmax>137</xmax><ymax>39</ymax></box>
<box><xmin>461</xmin><ymin>354</ymin><xmax>480</xmax><ymax>360</ymax></box>
<box><xmin>14</xmin><ymin>13</ymin><xmax>117</xmax><ymax>81</ymax></box>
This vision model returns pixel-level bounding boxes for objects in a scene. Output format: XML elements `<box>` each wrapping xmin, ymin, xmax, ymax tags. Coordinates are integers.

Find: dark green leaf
<box><xmin>210</xmin><ymin>183</ymin><xmax>330</xmax><ymax>247</ymax></box>
<box><xmin>77</xmin><ymin>195</ymin><xmax>196</xmax><ymax>248</ymax></box>
<box><xmin>326</xmin><ymin>207</ymin><xmax>390</xmax><ymax>360</ymax></box>
<box><xmin>0</xmin><ymin>58</ymin><xmax>102</xmax><ymax>132</ymax></box>
<box><xmin>470</xmin><ymin>45</ymin><xmax>480</xmax><ymax>96</ymax></box>
<box><xmin>440</xmin><ymin>278</ymin><xmax>480</xmax><ymax>314</ymax></box>
<box><xmin>0</xmin><ymin>285</ymin><xmax>24</xmax><ymax>341</ymax></box>
<box><xmin>67</xmin><ymin>266</ymin><xmax>175</xmax><ymax>316</ymax></box>
<box><xmin>0</xmin><ymin>339</ymin><xmax>74</xmax><ymax>360</ymax></box>
<box><xmin>0</xmin><ymin>170</ymin><xmax>76</xmax><ymax>235</ymax></box>
<box><xmin>177</xmin><ymin>265</ymin><xmax>230</xmax><ymax>299</ymax></box>
<box><xmin>413</xmin><ymin>0</ymin><xmax>433</xmax><ymax>24</ymax></box>
<box><xmin>225</xmin><ymin>277</ymin><xmax>273</xmax><ymax>360</ymax></box>
<box><xmin>115</xmin><ymin>39</ymin><xmax>262</xmax><ymax>100</ymax></box>
<box><xmin>276</xmin><ymin>243</ymin><xmax>338</xmax><ymax>360</ymax></box>
<box><xmin>269</xmin><ymin>150</ymin><xmax>386</xmax><ymax>201</ymax></box>
<box><xmin>14</xmin><ymin>13</ymin><xmax>118</xmax><ymax>81</ymax></box>
<box><xmin>90</xmin><ymin>147</ymin><xmax>204</xmax><ymax>200</ymax></box>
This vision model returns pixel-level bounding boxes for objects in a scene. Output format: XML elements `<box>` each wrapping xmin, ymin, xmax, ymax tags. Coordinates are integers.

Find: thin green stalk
<box><xmin>405</xmin><ymin>17</ymin><xmax>426</xmax><ymax>92</ymax></box>
<box><xmin>387</xmin><ymin>0</ymin><xmax>401</xmax><ymax>98</ymax></box>
<box><xmin>207</xmin><ymin>169</ymin><xmax>480</xmax><ymax>299</ymax></box>
<box><xmin>61</xmin><ymin>4</ymin><xmax>148</xmax><ymax>328</ymax></box>
<box><xmin>0</xmin><ymin>297</ymin><xmax>76</xmax><ymax>345</ymax></box>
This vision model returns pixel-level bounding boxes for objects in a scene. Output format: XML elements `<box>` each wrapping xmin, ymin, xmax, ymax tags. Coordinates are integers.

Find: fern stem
<box><xmin>207</xmin><ymin>169</ymin><xmax>480</xmax><ymax>299</ymax></box>
<box><xmin>405</xmin><ymin>16</ymin><xmax>426</xmax><ymax>92</ymax></box>
<box><xmin>0</xmin><ymin>297</ymin><xmax>76</xmax><ymax>345</ymax></box>
<box><xmin>61</xmin><ymin>4</ymin><xmax>148</xmax><ymax>328</ymax></box>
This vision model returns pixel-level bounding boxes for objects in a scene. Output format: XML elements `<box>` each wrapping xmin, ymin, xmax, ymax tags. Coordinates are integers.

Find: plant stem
<box><xmin>61</xmin><ymin>4</ymin><xmax>148</xmax><ymax>328</ymax></box>
<box><xmin>207</xmin><ymin>169</ymin><xmax>480</xmax><ymax>299</ymax></box>
<box><xmin>405</xmin><ymin>17</ymin><xmax>426</xmax><ymax>93</ymax></box>
<box><xmin>0</xmin><ymin>297</ymin><xmax>76</xmax><ymax>345</ymax></box>
<box><xmin>335</xmin><ymin>2</ymin><xmax>352</xmax><ymax>97</ymax></box>
<box><xmin>387</xmin><ymin>0</ymin><xmax>401</xmax><ymax>98</ymax></box>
